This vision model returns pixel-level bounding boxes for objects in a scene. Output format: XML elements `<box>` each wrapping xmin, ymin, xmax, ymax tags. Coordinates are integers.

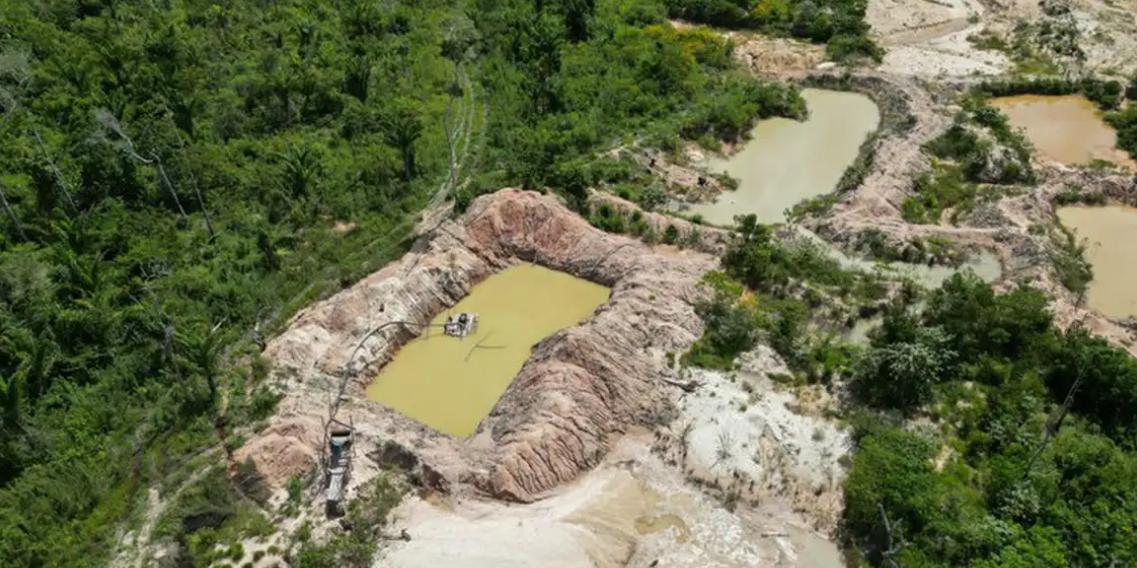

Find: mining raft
<box><xmin>442</xmin><ymin>312</ymin><xmax>478</xmax><ymax>338</ymax></box>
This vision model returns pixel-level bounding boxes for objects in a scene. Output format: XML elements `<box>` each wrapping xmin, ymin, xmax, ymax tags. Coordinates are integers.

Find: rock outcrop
<box><xmin>236</xmin><ymin>189</ymin><xmax>717</xmax><ymax>502</ymax></box>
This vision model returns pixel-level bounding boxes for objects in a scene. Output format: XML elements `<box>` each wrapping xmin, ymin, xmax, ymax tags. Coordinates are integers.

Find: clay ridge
<box><xmin>236</xmin><ymin>189</ymin><xmax>717</xmax><ymax>502</ymax></box>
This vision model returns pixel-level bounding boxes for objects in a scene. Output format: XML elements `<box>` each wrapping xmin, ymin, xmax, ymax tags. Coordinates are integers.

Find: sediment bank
<box><xmin>237</xmin><ymin>189</ymin><xmax>717</xmax><ymax>503</ymax></box>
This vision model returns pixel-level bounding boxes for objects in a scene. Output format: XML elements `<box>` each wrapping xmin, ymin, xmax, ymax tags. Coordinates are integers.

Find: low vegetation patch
<box><xmin>979</xmin><ymin>77</ymin><xmax>1126</xmax><ymax>111</ymax></box>
<box><xmin>152</xmin><ymin>465</ymin><xmax>274</xmax><ymax>568</ymax></box>
<box><xmin>291</xmin><ymin>473</ymin><xmax>408</xmax><ymax>567</ymax></box>
<box><xmin>970</xmin><ymin>3</ymin><xmax>1089</xmax><ymax>77</ymax></box>
<box><xmin>855</xmin><ymin>230</ymin><xmax>967</xmax><ymax>268</ymax></box>
<box><xmin>1053</xmin><ymin>185</ymin><xmax>1106</xmax><ymax>207</ymax></box>
<box><xmin>588</xmin><ymin>201</ymin><xmax>657</xmax><ymax>240</ymax></box>
<box><xmin>685</xmin><ymin>214</ymin><xmax>884</xmax><ymax>381</ymax></box>
<box><xmin>1048</xmin><ymin>223</ymin><xmax>1094</xmax><ymax>297</ymax></box>
<box><xmin>924</xmin><ymin>100</ymin><xmax>1034</xmax><ymax>186</ymax></box>
<box><xmin>1106</xmin><ymin>105</ymin><xmax>1137</xmax><ymax>162</ymax></box>
<box><xmin>901</xmin><ymin>164</ymin><xmax>974</xmax><ymax>225</ymax></box>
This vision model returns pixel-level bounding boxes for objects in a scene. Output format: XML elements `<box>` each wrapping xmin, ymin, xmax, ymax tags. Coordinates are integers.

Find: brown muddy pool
<box><xmin>1057</xmin><ymin>205</ymin><xmax>1137</xmax><ymax>319</ymax></box>
<box><xmin>990</xmin><ymin>95</ymin><xmax>1135</xmax><ymax>169</ymax></box>
<box><xmin>366</xmin><ymin>263</ymin><xmax>609</xmax><ymax>437</ymax></box>
<box><xmin>691</xmin><ymin>88</ymin><xmax>880</xmax><ymax>225</ymax></box>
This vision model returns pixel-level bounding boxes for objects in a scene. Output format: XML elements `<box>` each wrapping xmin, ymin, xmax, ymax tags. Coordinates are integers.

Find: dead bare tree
<box><xmin>879</xmin><ymin>503</ymin><xmax>909</xmax><ymax>568</ymax></box>
<box><xmin>0</xmin><ymin>180</ymin><xmax>27</xmax><ymax>242</ymax></box>
<box><xmin>0</xmin><ymin>51</ymin><xmax>31</xmax><ymax>241</ymax></box>
<box><xmin>174</xmin><ymin>132</ymin><xmax>215</xmax><ymax>240</ymax></box>
<box><xmin>31</xmin><ymin>128</ymin><xmax>79</xmax><ymax>215</ymax></box>
<box><xmin>443</xmin><ymin>93</ymin><xmax>459</xmax><ymax>190</ymax></box>
<box><xmin>3</xmin><ymin>50</ymin><xmax>82</xmax><ymax>217</ymax></box>
<box><xmin>0</xmin><ymin>48</ymin><xmax>30</xmax><ymax>129</ymax></box>
<box><xmin>1023</xmin><ymin>316</ymin><xmax>1088</xmax><ymax>480</ymax></box>
<box><xmin>93</xmin><ymin>109</ymin><xmax>189</xmax><ymax>221</ymax></box>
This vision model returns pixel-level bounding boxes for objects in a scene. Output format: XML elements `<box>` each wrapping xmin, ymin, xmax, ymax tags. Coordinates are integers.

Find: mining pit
<box><xmin>365</xmin><ymin>262</ymin><xmax>610</xmax><ymax>438</ymax></box>
<box><xmin>237</xmin><ymin>189</ymin><xmax>716</xmax><ymax>503</ymax></box>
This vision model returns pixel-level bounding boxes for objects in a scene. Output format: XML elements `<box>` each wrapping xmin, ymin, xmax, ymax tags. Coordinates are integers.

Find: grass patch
<box><xmin>902</xmin><ymin>164</ymin><xmax>975</xmax><ymax>225</ymax></box>
<box><xmin>291</xmin><ymin>474</ymin><xmax>408</xmax><ymax>568</ymax></box>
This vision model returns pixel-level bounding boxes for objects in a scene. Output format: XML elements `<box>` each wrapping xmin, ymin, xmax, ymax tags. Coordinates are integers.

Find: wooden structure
<box><xmin>324</xmin><ymin>418</ymin><xmax>355</xmax><ymax>517</ymax></box>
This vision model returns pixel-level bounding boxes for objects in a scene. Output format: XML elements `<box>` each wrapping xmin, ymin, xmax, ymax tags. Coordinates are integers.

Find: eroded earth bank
<box><xmin>225</xmin><ymin>189</ymin><xmax>852</xmax><ymax>567</ymax></box>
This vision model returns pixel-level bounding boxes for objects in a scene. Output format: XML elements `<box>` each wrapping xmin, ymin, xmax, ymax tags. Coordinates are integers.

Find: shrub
<box><xmin>924</xmin><ymin>273</ymin><xmax>1053</xmax><ymax>362</ymax></box>
<box><xmin>902</xmin><ymin>165</ymin><xmax>975</xmax><ymax>225</ymax></box>
<box><xmin>852</xmin><ymin>327</ymin><xmax>955</xmax><ymax>411</ymax></box>
<box><xmin>1049</xmin><ymin>225</ymin><xmax>1093</xmax><ymax>295</ymax></box>
<box><xmin>826</xmin><ymin>34</ymin><xmax>884</xmax><ymax>62</ymax></box>
<box><xmin>1106</xmin><ymin>106</ymin><xmax>1137</xmax><ymax>161</ymax></box>
<box><xmin>684</xmin><ymin>291</ymin><xmax>759</xmax><ymax>370</ymax></box>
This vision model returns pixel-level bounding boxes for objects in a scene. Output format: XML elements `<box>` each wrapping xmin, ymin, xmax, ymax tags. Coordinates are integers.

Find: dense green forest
<box><xmin>845</xmin><ymin>276</ymin><xmax>1137</xmax><ymax>566</ymax></box>
<box><xmin>0</xmin><ymin>0</ymin><xmax>804</xmax><ymax>565</ymax></box>
<box><xmin>692</xmin><ymin>219</ymin><xmax>1137</xmax><ymax>567</ymax></box>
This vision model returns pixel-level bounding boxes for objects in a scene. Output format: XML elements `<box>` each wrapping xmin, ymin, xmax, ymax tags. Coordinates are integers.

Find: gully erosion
<box><xmin>237</xmin><ymin>189</ymin><xmax>716</xmax><ymax>503</ymax></box>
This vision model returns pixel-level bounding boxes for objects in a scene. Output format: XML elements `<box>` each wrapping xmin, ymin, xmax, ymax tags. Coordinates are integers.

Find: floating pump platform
<box><xmin>442</xmin><ymin>312</ymin><xmax>478</xmax><ymax>338</ymax></box>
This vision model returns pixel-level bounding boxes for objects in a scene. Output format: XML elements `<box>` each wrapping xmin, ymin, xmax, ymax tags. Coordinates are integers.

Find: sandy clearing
<box><xmin>870</xmin><ymin>0</ymin><xmax>1010</xmax><ymax>76</ymax></box>
<box><xmin>378</xmin><ymin>346</ymin><xmax>851</xmax><ymax>568</ymax></box>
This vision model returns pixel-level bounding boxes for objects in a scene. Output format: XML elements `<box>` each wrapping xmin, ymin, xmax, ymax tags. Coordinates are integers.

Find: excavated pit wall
<box><xmin>235</xmin><ymin>189</ymin><xmax>718</xmax><ymax>502</ymax></box>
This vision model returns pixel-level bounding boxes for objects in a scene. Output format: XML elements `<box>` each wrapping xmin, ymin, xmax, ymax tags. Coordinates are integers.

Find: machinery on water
<box><xmin>442</xmin><ymin>312</ymin><xmax>478</xmax><ymax>338</ymax></box>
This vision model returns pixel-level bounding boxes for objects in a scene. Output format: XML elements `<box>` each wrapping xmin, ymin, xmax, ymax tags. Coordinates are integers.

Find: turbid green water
<box><xmin>634</xmin><ymin>513</ymin><xmax>691</xmax><ymax>543</ymax></box>
<box><xmin>841</xmin><ymin>258</ymin><xmax>1002</xmax><ymax>347</ymax></box>
<box><xmin>840</xmin><ymin>253</ymin><xmax>1004</xmax><ymax>346</ymax></box>
<box><xmin>366</xmin><ymin>263</ymin><xmax>610</xmax><ymax>437</ymax></box>
<box><xmin>691</xmin><ymin>89</ymin><xmax>880</xmax><ymax>225</ymax></box>
<box><xmin>1057</xmin><ymin>205</ymin><xmax>1137</xmax><ymax>319</ymax></box>
<box><xmin>798</xmin><ymin>227</ymin><xmax>1004</xmax><ymax>346</ymax></box>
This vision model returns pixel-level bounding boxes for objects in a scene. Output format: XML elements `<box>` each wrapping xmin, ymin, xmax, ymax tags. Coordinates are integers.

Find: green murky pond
<box><xmin>691</xmin><ymin>88</ymin><xmax>881</xmax><ymax>225</ymax></box>
<box><xmin>990</xmin><ymin>95</ymin><xmax>1135</xmax><ymax>169</ymax></box>
<box><xmin>634</xmin><ymin>513</ymin><xmax>691</xmax><ymax>543</ymax></box>
<box><xmin>1057</xmin><ymin>205</ymin><xmax>1137</xmax><ymax>319</ymax></box>
<box><xmin>839</xmin><ymin>251</ymin><xmax>1004</xmax><ymax>346</ymax></box>
<box><xmin>366</xmin><ymin>263</ymin><xmax>610</xmax><ymax>437</ymax></box>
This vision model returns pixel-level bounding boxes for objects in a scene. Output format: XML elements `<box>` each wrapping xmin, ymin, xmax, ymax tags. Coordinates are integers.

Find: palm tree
<box><xmin>382</xmin><ymin>103</ymin><xmax>423</xmax><ymax>181</ymax></box>
<box><xmin>274</xmin><ymin>143</ymin><xmax>322</xmax><ymax>199</ymax></box>
<box><xmin>177</xmin><ymin>321</ymin><xmax>227</xmax><ymax>408</ymax></box>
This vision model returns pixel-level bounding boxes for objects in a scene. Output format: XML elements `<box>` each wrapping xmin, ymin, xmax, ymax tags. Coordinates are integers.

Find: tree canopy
<box><xmin>0</xmin><ymin>0</ymin><xmax>809</xmax><ymax>564</ymax></box>
<box><xmin>845</xmin><ymin>274</ymin><xmax>1137</xmax><ymax>566</ymax></box>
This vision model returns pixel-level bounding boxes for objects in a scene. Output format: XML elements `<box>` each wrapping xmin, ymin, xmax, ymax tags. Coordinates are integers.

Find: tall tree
<box><xmin>382</xmin><ymin>102</ymin><xmax>423</xmax><ymax>182</ymax></box>
<box><xmin>177</xmin><ymin>321</ymin><xmax>227</xmax><ymax>410</ymax></box>
<box><xmin>561</xmin><ymin>0</ymin><xmax>596</xmax><ymax>42</ymax></box>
